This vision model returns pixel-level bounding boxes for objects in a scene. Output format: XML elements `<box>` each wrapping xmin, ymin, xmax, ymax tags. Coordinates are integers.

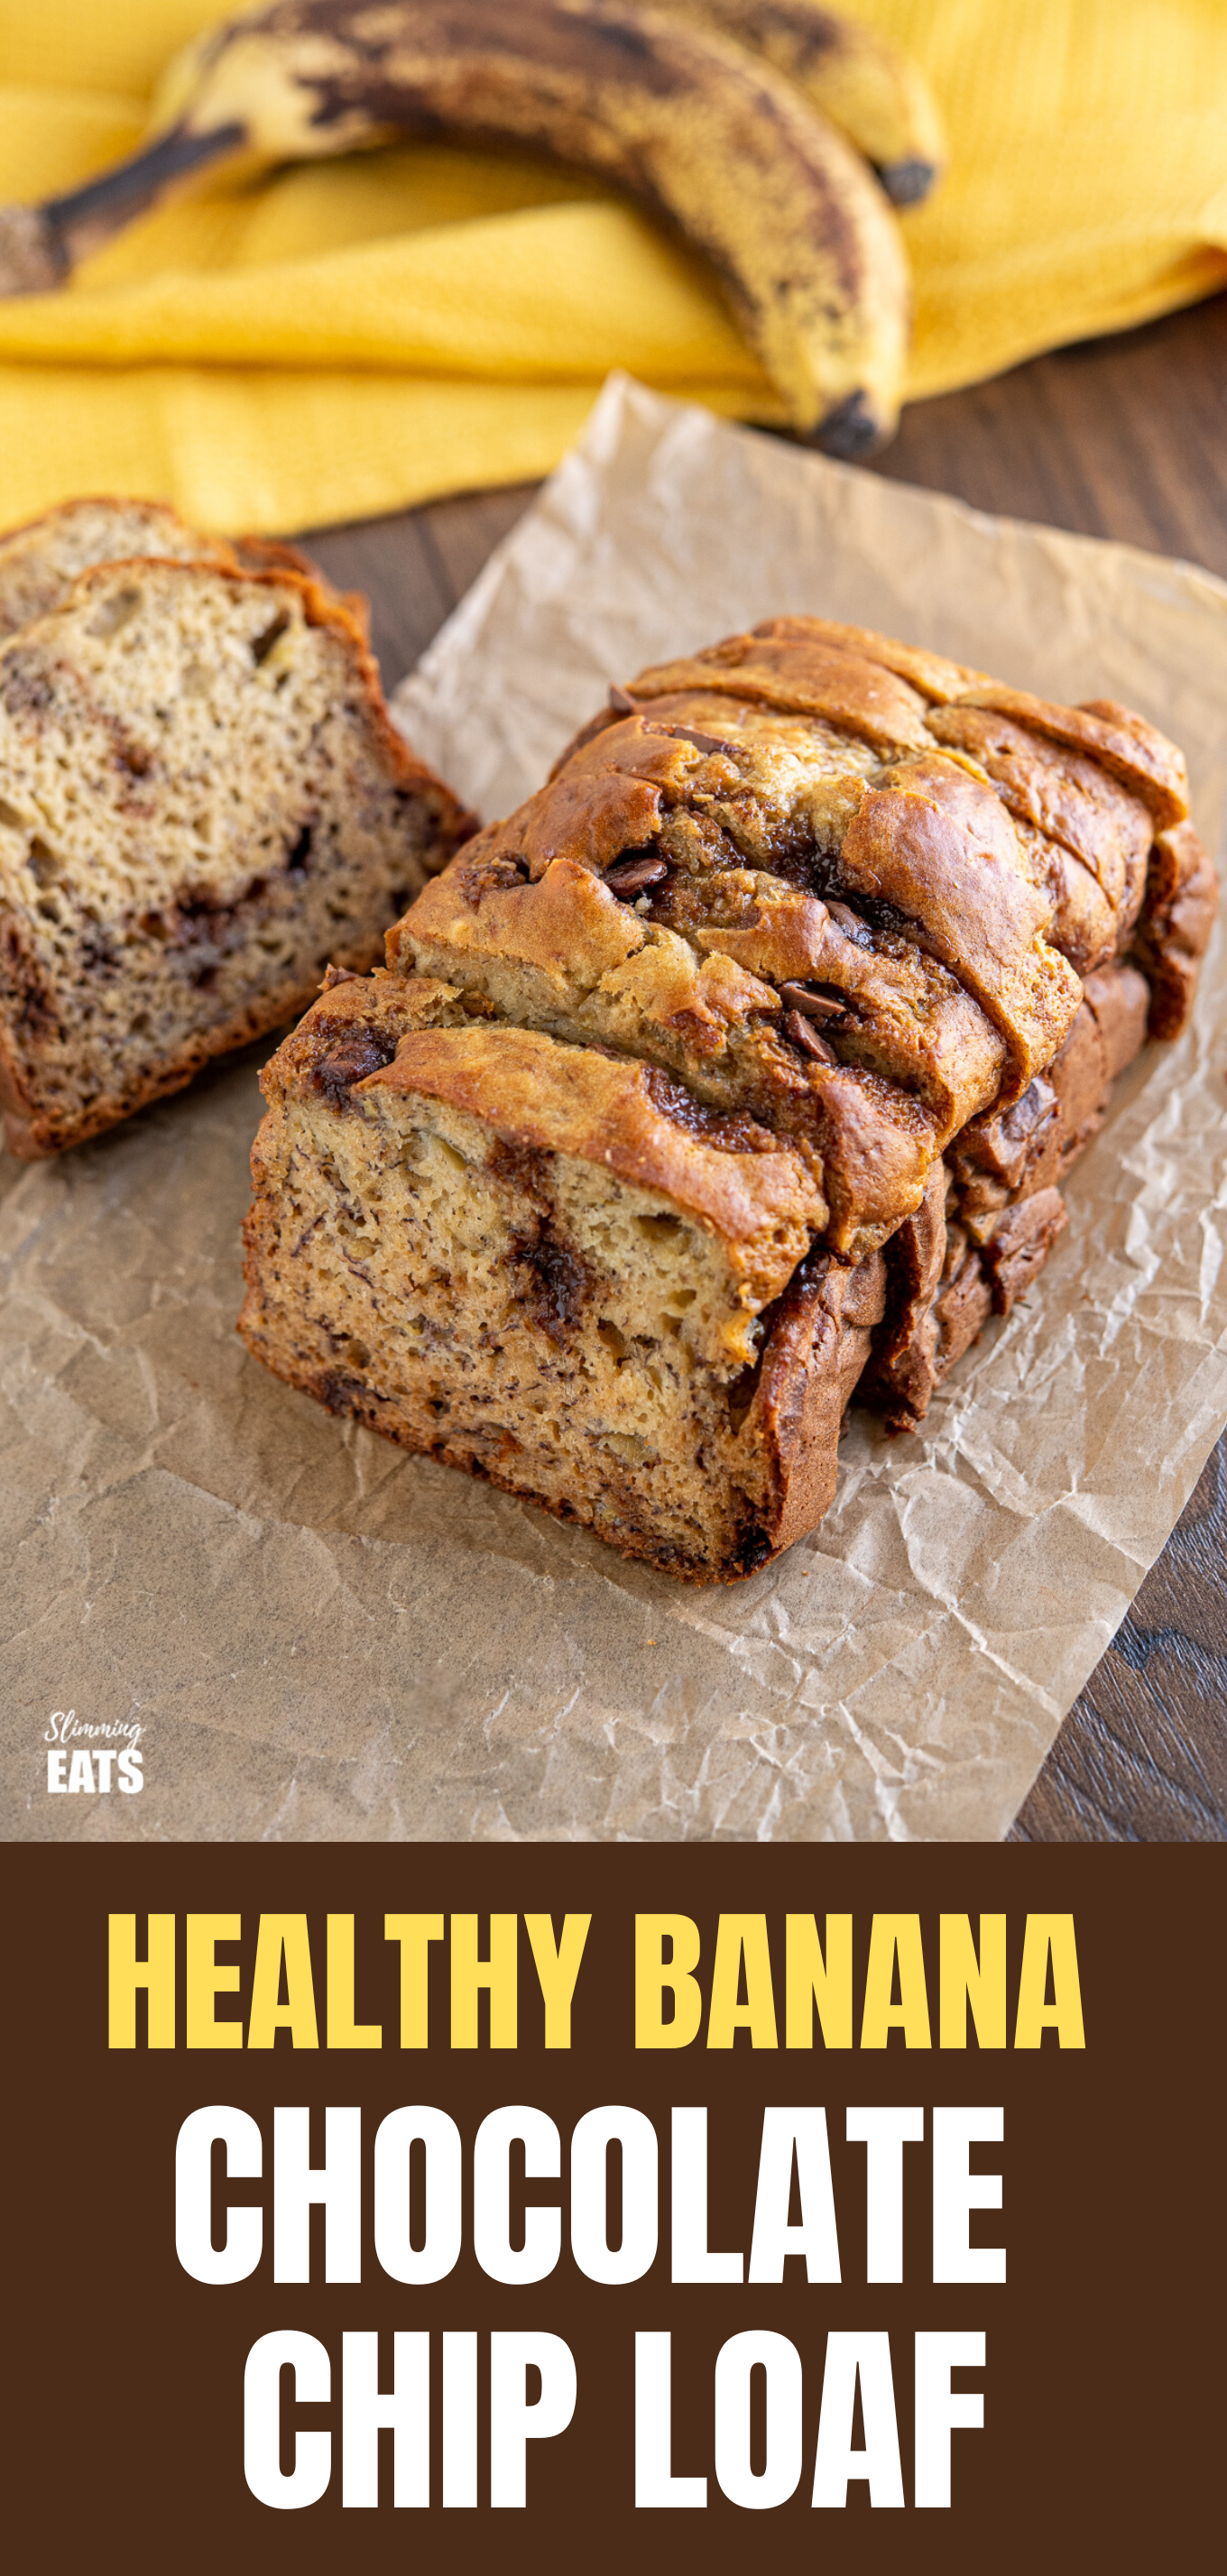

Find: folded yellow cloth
<box><xmin>1</xmin><ymin>0</ymin><xmax>1226</xmax><ymax>530</ymax></box>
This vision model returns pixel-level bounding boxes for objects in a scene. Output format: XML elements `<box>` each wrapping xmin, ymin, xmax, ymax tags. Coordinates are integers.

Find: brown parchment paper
<box><xmin>5</xmin><ymin>375</ymin><xmax>1226</xmax><ymax>1844</ymax></box>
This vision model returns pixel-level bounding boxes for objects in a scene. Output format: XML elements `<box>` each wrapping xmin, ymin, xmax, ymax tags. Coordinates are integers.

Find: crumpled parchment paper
<box><xmin>5</xmin><ymin>374</ymin><xmax>1225</xmax><ymax>1843</ymax></box>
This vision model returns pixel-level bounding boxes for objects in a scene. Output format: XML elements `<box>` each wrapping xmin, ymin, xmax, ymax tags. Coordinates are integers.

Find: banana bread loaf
<box><xmin>0</xmin><ymin>555</ymin><xmax>475</xmax><ymax>1156</ymax></box>
<box><xmin>238</xmin><ymin>617</ymin><xmax>1217</xmax><ymax>1580</ymax></box>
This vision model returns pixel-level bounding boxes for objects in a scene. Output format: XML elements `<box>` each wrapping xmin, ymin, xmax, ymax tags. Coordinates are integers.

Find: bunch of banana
<box><xmin>0</xmin><ymin>0</ymin><xmax>943</xmax><ymax>455</ymax></box>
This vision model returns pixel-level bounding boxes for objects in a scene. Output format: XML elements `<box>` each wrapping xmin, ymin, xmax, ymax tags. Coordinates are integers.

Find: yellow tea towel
<box><xmin>1</xmin><ymin>0</ymin><xmax>1225</xmax><ymax>529</ymax></box>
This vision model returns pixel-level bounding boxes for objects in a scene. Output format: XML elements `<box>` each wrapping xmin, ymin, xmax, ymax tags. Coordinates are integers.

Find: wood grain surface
<box><xmin>304</xmin><ymin>296</ymin><xmax>1227</xmax><ymax>1843</ymax></box>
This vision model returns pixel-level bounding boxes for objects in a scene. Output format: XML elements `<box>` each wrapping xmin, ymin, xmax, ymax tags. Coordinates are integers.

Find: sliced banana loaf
<box><xmin>0</xmin><ymin>556</ymin><xmax>474</xmax><ymax>1156</ymax></box>
<box><xmin>239</xmin><ymin>618</ymin><xmax>1216</xmax><ymax>1580</ymax></box>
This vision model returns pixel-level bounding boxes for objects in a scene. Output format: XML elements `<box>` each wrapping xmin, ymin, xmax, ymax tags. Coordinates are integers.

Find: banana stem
<box><xmin>28</xmin><ymin>124</ymin><xmax>247</xmax><ymax>280</ymax></box>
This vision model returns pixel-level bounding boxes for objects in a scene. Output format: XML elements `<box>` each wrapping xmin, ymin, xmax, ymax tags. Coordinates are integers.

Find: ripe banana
<box><xmin>649</xmin><ymin>1</ymin><xmax>945</xmax><ymax>202</ymax></box>
<box><xmin>0</xmin><ymin>0</ymin><xmax>910</xmax><ymax>455</ymax></box>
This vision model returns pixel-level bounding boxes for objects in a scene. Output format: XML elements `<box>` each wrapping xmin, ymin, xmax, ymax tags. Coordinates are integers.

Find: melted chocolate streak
<box><xmin>510</xmin><ymin>1219</ymin><xmax>593</xmax><ymax>1342</ymax></box>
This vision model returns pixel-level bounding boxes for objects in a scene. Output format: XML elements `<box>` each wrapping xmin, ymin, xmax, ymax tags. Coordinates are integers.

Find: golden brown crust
<box><xmin>231</xmin><ymin>534</ymin><xmax>316</xmax><ymax>578</ymax></box>
<box><xmin>956</xmin><ymin>686</ymin><xmax>1188</xmax><ymax>828</ymax></box>
<box><xmin>1081</xmin><ymin>961</ymin><xmax>1151</xmax><ymax>1080</ymax></box>
<box><xmin>258</xmin><ymin>964</ymin><xmax>471</xmax><ymax>1112</ymax></box>
<box><xmin>798</xmin><ymin>1058</ymin><xmax>936</xmax><ymax>1250</ymax></box>
<box><xmin>475</xmin><ymin>763</ymin><xmax>669</xmax><ymax>883</ymax></box>
<box><xmin>629</xmin><ymin>632</ymin><xmax>933</xmax><ymax>752</ymax></box>
<box><xmin>0</xmin><ymin>501</ymin><xmax>375</xmax><ymax>651</ymax></box>
<box><xmin>925</xmin><ymin>703</ymin><xmax>1152</xmax><ymax>915</ymax></box>
<box><xmin>979</xmin><ymin>1183</ymin><xmax>1068</xmax><ymax>1311</ymax></box>
<box><xmin>231</xmin><ymin>532</ymin><xmax>372</xmax><ymax>639</ymax></box>
<box><xmin>1127</xmin><ymin>820</ymin><xmax>1220</xmax><ymax>1038</ymax></box>
<box><xmin>515</xmin><ymin>639</ymin><xmax>1204</xmax><ymax>1170</ymax></box>
<box><xmin>691</xmin><ymin>884</ymin><xmax>835</xmax><ymax>985</ymax></box>
<box><xmin>837</xmin><ymin>758</ymin><xmax>1082</xmax><ymax>1097</ymax></box>
<box><xmin>1011</xmin><ymin>824</ymin><xmax>1119</xmax><ymax>978</ymax></box>
<box><xmin>752</xmin><ymin>612</ymin><xmax>992</xmax><ymax>704</ymax></box>
<box><xmin>750</xmin><ymin>1245</ymin><xmax>886</xmax><ymax>1550</ymax></box>
<box><xmin>394</xmin><ymin>848</ymin><xmax>646</xmax><ymax>987</ymax></box>
<box><xmin>858</xmin><ymin>1157</ymin><xmax>946</xmax><ymax>1429</ymax></box>
<box><xmin>866</xmin><ymin>957</ymin><xmax>1152</xmax><ymax>1431</ymax></box>
<box><xmin>393</xmin><ymin>852</ymin><xmax>784</xmax><ymax>1071</ymax></box>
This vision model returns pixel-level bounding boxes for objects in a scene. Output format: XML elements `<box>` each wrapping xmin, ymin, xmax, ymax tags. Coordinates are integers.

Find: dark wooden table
<box><xmin>305</xmin><ymin>298</ymin><xmax>1227</xmax><ymax>1842</ymax></box>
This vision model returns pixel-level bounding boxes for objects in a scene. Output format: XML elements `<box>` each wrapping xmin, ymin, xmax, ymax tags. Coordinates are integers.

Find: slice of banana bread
<box><xmin>239</xmin><ymin>618</ymin><xmax>1216</xmax><ymax>1579</ymax></box>
<box><xmin>0</xmin><ymin>497</ymin><xmax>237</xmax><ymax>636</ymax></box>
<box><xmin>0</xmin><ymin>557</ymin><xmax>475</xmax><ymax>1155</ymax></box>
<box><xmin>0</xmin><ymin>493</ymin><xmax>371</xmax><ymax>647</ymax></box>
<box><xmin>239</xmin><ymin>967</ymin><xmax>881</xmax><ymax>1578</ymax></box>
